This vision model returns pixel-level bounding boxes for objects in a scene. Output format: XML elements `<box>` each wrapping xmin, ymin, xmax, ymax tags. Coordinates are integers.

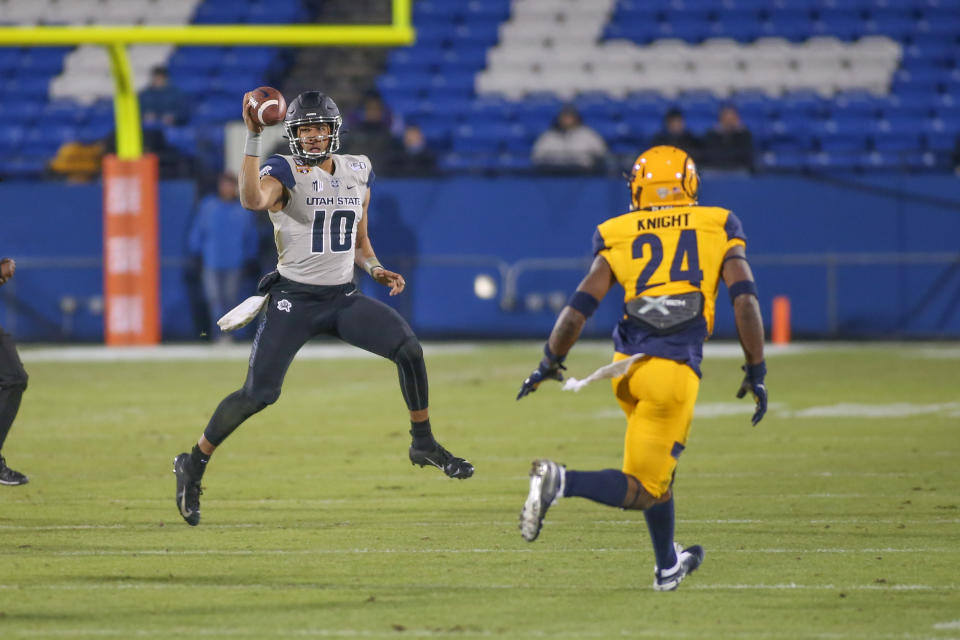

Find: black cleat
<box><xmin>0</xmin><ymin>456</ymin><xmax>28</xmax><ymax>486</ymax></box>
<box><xmin>653</xmin><ymin>543</ymin><xmax>705</xmax><ymax>591</ymax></box>
<box><xmin>409</xmin><ymin>441</ymin><xmax>474</xmax><ymax>479</ymax></box>
<box><xmin>173</xmin><ymin>453</ymin><xmax>202</xmax><ymax>526</ymax></box>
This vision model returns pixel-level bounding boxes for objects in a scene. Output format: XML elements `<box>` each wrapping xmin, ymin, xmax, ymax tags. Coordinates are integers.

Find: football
<box><xmin>246</xmin><ymin>86</ymin><xmax>287</xmax><ymax>126</ymax></box>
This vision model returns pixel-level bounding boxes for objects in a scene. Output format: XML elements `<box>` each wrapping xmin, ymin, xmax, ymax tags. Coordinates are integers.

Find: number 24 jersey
<box><xmin>592</xmin><ymin>205</ymin><xmax>747</xmax><ymax>377</ymax></box>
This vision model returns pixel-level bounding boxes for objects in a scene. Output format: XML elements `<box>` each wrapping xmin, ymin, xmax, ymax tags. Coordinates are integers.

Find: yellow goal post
<box><xmin>0</xmin><ymin>0</ymin><xmax>414</xmax><ymax>158</ymax></box>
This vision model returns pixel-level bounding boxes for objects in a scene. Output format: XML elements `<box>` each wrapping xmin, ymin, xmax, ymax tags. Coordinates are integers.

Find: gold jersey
<box><xmin>592</xmin><ymin>205</ymin><xmax>747</xmax><ymax>376</ymax></box>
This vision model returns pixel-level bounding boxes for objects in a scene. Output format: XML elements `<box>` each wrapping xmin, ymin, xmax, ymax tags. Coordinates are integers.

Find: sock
<box><xmin>563</xmin><ymin>469</ymin><xmax>628</xmax><ymax>507</ymax></box>
<box><xmin>410</xmin><ymin>419</ymin><xmax>435</xmax><ymax>449</ymax></box>
<box><xmin>644</xmin><ymin>496</ymin><xmax>678</xmax><ymax>572</ymax></box>
<box><xmin>188</xmin><ymin>444</ymin><xmax>210</xmax><ymax>480</ymax></box>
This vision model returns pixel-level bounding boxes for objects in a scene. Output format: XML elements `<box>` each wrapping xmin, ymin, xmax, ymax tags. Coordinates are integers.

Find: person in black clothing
<box><xmin>387</xmin><ymin>124</ymin><xmax>437</xmax><ymax>177</ymax></box>
<box><xmin>651</xmin><ymin>108</ymin><xmax>701</xmax><ymax>159</ymax></box>
<box><xmin>700</xmin><ymin>105</ymin><xmax>754</xmax><ymax>171</ymax></box>
<box><xmin>0</xmin><ymin>257</ymin><xmax>28</xmax><ymax>486</ymax></box>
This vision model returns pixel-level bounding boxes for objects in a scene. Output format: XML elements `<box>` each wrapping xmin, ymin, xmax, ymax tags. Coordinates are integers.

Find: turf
<box><xmin>1</xmin><ymin>342</ymin><xmax>958</xmax><ymax>639</ymax></box>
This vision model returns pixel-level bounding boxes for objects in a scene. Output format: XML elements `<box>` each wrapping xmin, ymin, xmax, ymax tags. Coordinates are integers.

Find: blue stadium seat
<box><xmin>18</xmin><ymin>49</ymin><xmax>66</xmax><ymax>75</ymax></box>
<box><xmin>193</xmin><ymin>3</ymin><xmax>247</xmax><ymax>23</ymax></box>
<box><xmin>873</xmin><ymin>132</ymin><xmax>923</xmax><ymax>151</ymax></box>
<box><xmin>761</xmin><ymin>11</ymin><xmax>816</xmax><ymax>42</ymax></box>
<box><xmin>41</xmin><ymin>100</ymin><xmax>88</xmax><ymax>126</ymax></box>
<box><xmin>0</xmin><ymin>49</ymin><xmax>21</xmax><ymax>71</ymax></box>
<box><xmin>759</xmin><ymin>150</ymin><xmax>806</xmax><ymax>171</ymax></box>
<box><xmin>813</xmin><ymin>14</ymin><xmax>865</xmax><ymax>40</ymax></box>
<box><xmin>0</xmin><ymin>125</ymin><xmax>24</xmax><ymax>152</ymax></box>
<box><xmin>221</xmin><ymin>48</ymin><xmax>275</xmax><ymax>72</ymax></box>
<box><xmin>173</xmin><ymin>73</ymin><xmax>214</xmax><ymax>95</ymax></box>
<box><xmin>903</xmin><ymin>41</ymin><xmax>957</xmax><ymax>66</ymax></box>
<box><xmin>4</xmin><ymin>76</ymin><xmax>51</xmax><ymax>98</ymax></box>
<box><xmin>168</xmin><ymin>47</ymin><xmax>224</xmax><ymax>73</ymax></box>
<box><xmin>76</xmin><ymin>122</ymin><xmax>113</xmax><ymax>144</ymax></box>
<box><xmin>709</xmin><ymin>13</ymin><xmax>763</xmax><ymax>40</ymax></box>
<box><xmin>469</xmin><ymin>97</ymin><xmax>515</xmax><ymax>121</ymax></box>
<box><xmin>916</xmin><ymin>16</ymin><xmax>960</xmax><ymax>38</ymax></box>
<box><xmin>0</xmin><ymin>155</ymin><xmax>48</xmax><ymax>179</ymax></box>
<box><xmin>452</xmin><ymin>124</ymin><xmax>501</xmax><ymax>153</ymax></box>
<box><xmin>864</xmin><ymin>16</ymin><xmax>920</xmax><ymax>40</ymax></box>
<box><xmin>25</xmin><ymin>125</ymin><xmax>77</xmax><ymax>147</ymax></box>
<box><xmin>658</xmin><ymin>17</ymin><xmax>713</xmax><ymax>41</ymax></box>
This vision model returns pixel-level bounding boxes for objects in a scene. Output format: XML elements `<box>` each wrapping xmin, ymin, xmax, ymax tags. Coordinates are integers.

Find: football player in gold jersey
<box><xmin>516</xmin><ymin>145</ymin><xmax>767</xmax><ymax>591</ymax></box>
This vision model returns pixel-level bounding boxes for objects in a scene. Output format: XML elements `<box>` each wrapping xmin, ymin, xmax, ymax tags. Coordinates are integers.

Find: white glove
<box><xmin>217</xmin><ymin>295</ymin><xmax>269</xmax><ymax>332</ymax></box>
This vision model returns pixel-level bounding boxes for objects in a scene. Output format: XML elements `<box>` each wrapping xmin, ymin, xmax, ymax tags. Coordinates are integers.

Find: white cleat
<box><xmin>653</xmin><ymin>542</ymin><xmax>705</xmax><ymax>591</ymax></box>
<box><xmin>519</xmin><ymin>459</ymin><xmax>563</xmax><ymax>542</ymax></box>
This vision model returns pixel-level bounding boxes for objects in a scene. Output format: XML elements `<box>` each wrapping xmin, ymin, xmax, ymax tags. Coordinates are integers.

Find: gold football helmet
<box><xmin>628</xmin><ymin>145</ymin><xmax>699</xmax><ymax>210</ymax></box>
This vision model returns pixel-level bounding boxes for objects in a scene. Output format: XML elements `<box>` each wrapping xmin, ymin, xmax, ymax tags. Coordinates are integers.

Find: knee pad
<box><xmin>246</xmin><ymin>386</ymin><xmax>280</xmax><ymax>408</ymax></box>
<box><xmin>391</xmin><ymin>336</ymin><xmax>423</xmax><ymax>366</ymax></box>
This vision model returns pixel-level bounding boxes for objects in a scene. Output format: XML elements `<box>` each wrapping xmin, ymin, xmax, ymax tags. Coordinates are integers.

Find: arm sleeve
<box><xmin>591</xmin><ymin>226</ymin><xmax>608</xmax><ymax>257</ymax></box>
<box><xmin>724</xmin><ymin>211</ymin><xmax>747</xmax><ymax>250</ymax></box>
<box><xmin>259</xmin><ymin>155</ymin><xmax>296</xmax><ymax>190</ymax></box>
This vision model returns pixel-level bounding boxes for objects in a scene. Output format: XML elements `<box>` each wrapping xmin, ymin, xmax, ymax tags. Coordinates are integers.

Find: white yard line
<box><xmin>20</xmin><ymin>547</ymin><xmax>957</xmax><ymax>557</ymax></box>
<box><xmin>1</xmin><ymin>518</ymin><xmax>957</xmax><ymax>532</ymax></box>
<box><xmin>18</xmin><ymin>341</ymin><xmax>957</xmax><ymax>363</ymax></box>
<box><xmin>1</xmin><ymin>581</ymin><xmax>957</xmax><ymax>592</ymax></box>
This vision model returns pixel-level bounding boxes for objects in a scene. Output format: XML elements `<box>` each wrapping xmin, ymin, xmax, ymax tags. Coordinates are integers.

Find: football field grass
<box><xmin>1</xmin><ymin>341</ymin><xmax>958</xmax><ymax>639</ymax></box>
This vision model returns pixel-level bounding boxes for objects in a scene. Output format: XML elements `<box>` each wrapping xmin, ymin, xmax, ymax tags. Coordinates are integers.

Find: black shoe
<box><xmin>0</xmin><ymin>456</ymin><xmax>28</xmax><ymax>486</ymax></box>
<box><xmin>173</xmin><ymin>453</ymin><xmax>202</xmax><ymax>526</ymax></box>
<box><xmin>409</xmin><ymin>441</ymin><xmax>474</xmax><ymax>479</ymax></box>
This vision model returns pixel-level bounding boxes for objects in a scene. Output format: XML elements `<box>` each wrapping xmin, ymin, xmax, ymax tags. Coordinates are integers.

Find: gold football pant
<box><xmin>611</xmin><ymin>354</ymin><xmax>700</xmax><ymax>498</ymax></box>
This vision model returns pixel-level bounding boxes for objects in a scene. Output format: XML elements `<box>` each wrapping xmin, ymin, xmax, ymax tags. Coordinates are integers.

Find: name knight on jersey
<box><xmin>637</xmin><ymin>212</ymin><xmax>691</xmax><ymax>231</ymax></box>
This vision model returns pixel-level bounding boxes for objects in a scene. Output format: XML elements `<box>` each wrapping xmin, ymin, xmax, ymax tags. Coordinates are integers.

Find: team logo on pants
<box><xmin>277</xmin><ymin>299</ymin><xmax>292</xmax><ymax>312</ymax></box>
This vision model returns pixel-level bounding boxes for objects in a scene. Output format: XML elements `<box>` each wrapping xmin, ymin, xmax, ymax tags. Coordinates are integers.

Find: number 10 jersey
<box><xmin>259</xmin><ymin>153</ymin><xmax>374</xmax><ymax>286</ymax></box>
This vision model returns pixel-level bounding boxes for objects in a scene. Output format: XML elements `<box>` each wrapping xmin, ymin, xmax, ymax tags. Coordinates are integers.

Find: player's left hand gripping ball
<box><xmin>736</xmin><ymin>361</ymin><xmax>768</xmax><ymax>426</ymax></box>
<box><xmin>517</xmin><ymin>360</ymin><xmax>566</xmax><ymax>400</ymax></box>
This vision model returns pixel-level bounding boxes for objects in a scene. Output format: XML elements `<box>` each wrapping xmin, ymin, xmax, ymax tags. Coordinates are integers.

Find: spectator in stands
<box><xmin>382</xmin><ymin>124</ymin><xmax>436</xmax><ymax>177</ymax></box>
<box><xmin>188</xmin><ymin>172</ymin><xmax>259</xmax><ymax>343</ymax></box>
<box><xmin>140</xmin><ymin>66</ymin><xmax>186</xmax><ymax>126</ymax></box>
<box><xmin>700</xmin><ymin>105</ymin><xmax>754</xmax><ymax>172</ymax></box>
<box><xmin>48</xmin><ymin>137</ymin><xmax>105</xmax><ymax>183</ymax></box>
<box><xmin>532</xmin><ymin>105</ymin><xmax>608</xmax><ymax>174</ymax></box>
<box><xmin>345</xmin><ymin>91</ymin><xmax>399</xmax><ymax>166</ymax></box>
<box><xmin>651</xmin><ymin>108</ymin><xmax>700</xmax><ymax>158</ymax></box>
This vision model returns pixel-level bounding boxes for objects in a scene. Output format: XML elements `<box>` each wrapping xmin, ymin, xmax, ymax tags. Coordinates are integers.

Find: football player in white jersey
<box><xmin>173</xmin><ymin>91</ymin><xmax>474</xmax><ymax>526</ymax></box>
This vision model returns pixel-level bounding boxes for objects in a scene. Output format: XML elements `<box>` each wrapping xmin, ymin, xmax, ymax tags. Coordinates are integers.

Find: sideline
<box><xmin>17</xmin><ymin>341</ymin><xmax>951</xmax><ymax>363</ymax></box>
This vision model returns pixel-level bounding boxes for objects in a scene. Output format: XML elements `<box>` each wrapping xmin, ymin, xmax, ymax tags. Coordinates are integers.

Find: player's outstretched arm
<box><xmin>0</xmin><ymin>257</ymin><xmax>15</xmax><ymax>286</ymax></box>
<box><xmin>722</xmin><ymin>245</ymin><xmax>768</xmax><ymax>425</ymax></box>
<box><xmin>238</xmin><ymin>91</ymin><xmax>284</xmax><ymax>212</ymax></box>
<box><xmin>517</xmin><ymin>256</ymin><xmax>615</xmax><ymax>399</ymax></box>
<box><xmin>355</xmin><ymin>189</ymin><xmax>405</xmax><ymax>296</ymax></box>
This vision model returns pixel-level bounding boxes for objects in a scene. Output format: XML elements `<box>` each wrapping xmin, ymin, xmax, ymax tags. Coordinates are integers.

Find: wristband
<box><xmin>567</xmin><ymin>290</ymin><xmax>600</xmax><ymax>318</ymax></box>
<box><xmin>363</xmin><ymin>257</ymin><xmax>383</xmax><ymax>275</ymax></box>
<box><xmin>543</xmin><ymin>343</ymin><xmax>566</xmax><ymax>367</ymax></box>
<box><xmin>728</xmin><ymin>279</ymin><xmax>758</xmax><ymax>302</ymax></box>
<box><xmin>244</xmin><ymin>130</ymin><xmax>262</xmax><ymax>157</ymax></box>
<box><xmin>743</xmin><ymin>361</ymin><xmax>766</xmax><ymax>383</ymax></box>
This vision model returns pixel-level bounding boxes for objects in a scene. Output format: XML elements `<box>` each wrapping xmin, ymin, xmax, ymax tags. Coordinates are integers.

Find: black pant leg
<box><xmin>333</xmin><ymin>294</ymin><xmax>428</xmax><ymax>411</ymax></box>
<box><xmin>0</xmin><ymin>327</ymin><xmax>28</xmax><ymax>452</ymax></box>
<box><xmin>202</xmin><ymin>293</ymin><xmax>316</xmax><ymax>446</ymax></box>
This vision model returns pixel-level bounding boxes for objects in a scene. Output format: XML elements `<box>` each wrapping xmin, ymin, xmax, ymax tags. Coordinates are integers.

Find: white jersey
<box><xmin>259</xmin><ymin>153</ymin><xmax>374</xmax><ymax>286</ymax></box>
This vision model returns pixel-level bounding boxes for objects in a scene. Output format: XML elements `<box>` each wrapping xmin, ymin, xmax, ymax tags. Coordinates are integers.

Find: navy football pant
<box><xmin>0</xmin><ymin>326</ymin><xmax>28</xmax><ymax>452</ymax></box>
<box><xmin>203</xmin><ymin>278</ymin><xmax>427</xmax><ymax>446</ymax></box>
